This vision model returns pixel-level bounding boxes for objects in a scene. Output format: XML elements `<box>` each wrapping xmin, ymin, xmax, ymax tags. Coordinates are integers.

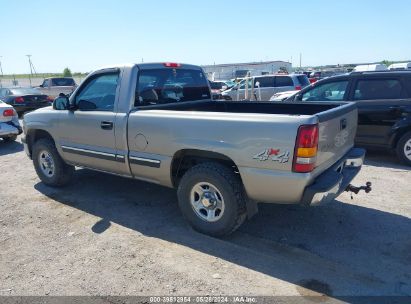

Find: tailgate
<box><xmin>315</xmin><ymin>102</ymin><xmax>358</xmax><ymax>172</ymax></box>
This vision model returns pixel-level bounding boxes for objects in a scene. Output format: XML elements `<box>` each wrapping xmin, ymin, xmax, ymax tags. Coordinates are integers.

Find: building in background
<box><xmin>202</xmin><ymin>61</ymin><xmax>292</xmax><ymax>80</ymax></box>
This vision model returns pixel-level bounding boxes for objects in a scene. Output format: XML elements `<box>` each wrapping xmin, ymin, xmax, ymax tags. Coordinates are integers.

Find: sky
<box><xmin>0</xmin><ymin>0</ymin><xmax>410</xmax><ymax>74</ymax></box>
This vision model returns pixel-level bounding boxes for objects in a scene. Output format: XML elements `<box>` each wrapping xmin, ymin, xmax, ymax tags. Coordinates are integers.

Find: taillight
<box><xmin>164</xmin><ymin>62</ymin><xmax>181</xmax><ymax>68</ymax></box>
<box><xmin>293</xmin><ymin>124</ymin><xmax>319</xmax><ymax>173</ymax></box>
<box><xmin>3</xmin><ymin>109</ymin><xmax>15</xmax><ymax>117</ymax></box>
<box><xmin>295</xmin><ymin>85</ymin><xmax>302</xmax><ymax>90</ymax></box>
<box><xmin>14</xmin><ymin>97</ymin><xmax>24</xmax><ymax>103</ymax></box>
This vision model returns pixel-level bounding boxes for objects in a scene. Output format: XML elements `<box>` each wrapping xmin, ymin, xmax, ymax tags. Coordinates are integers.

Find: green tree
<box><xmin>381</xmin><ymin>60</ymin><xmax>393</xmax><ymax>67</ymax></box>
<box><xmin>63</xmin><ymin>67</ymin><xmax>72</xmax><ymax>77</ymax></box>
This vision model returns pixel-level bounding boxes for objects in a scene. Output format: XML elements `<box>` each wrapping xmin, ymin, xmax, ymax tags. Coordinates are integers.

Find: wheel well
<box><xmin>392</xmin><ymin>127</ymin><xmax>411</xmax><ymax>148</ymax></box>
<box><xmin>171</xmin><ymin>149</ymin><xmax>239</xmax><ymax>187</ymax></box>
<box><xmin>27</xmin><ymin>129</ymin><xmax>55</xmax><ymax>155</ymax></box>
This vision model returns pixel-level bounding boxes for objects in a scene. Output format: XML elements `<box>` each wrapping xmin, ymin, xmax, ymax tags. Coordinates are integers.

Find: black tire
<box><xmin>396</xmin><ymin>131</ymin><xmax>411</xmax><ymax>166</ymax></box>
<box><xmin>177</xmin><ymin>162</ymin><xmax>247</xmax><ymax>237</ymax></box>
<box><xmin>32</xmin><ymin>138</ymin><xmax>74</xmax><ymax>187</ymax></box>
<box><xmin>3</xmin><ymin>135</ymin><xmax>17</xmax><ymax>142</ymax></box>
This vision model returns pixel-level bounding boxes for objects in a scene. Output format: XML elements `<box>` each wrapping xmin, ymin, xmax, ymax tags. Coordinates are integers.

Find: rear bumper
<box><xmin>0</xmin><ymin>121</ymin><xmax>22</xmax><ymax>137</ymax></box>
<box><xmin>13</xmin><ymin>103</ymin><xmax>51</xmax><ymax>113</ymax></box>
<box><xmin>301</xmin><ymin>148</ymin><xmax>365</xmax><ymax>206</ymax></box>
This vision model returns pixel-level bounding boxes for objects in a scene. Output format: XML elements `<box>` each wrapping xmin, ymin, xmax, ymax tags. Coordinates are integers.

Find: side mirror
<box><xmin>39</xmin><ymin>84</ymin><xmax>43</xmax><ymax>88</ymax></box>
<box><xmin>53</xmin><ymin>96</ymin><xmax>69</xmax><ymax>110</ymax></box>
<box><xmin>77</xmin><ymin>99</ymin><xmax>97</xmax><ymax>111</ymax></box>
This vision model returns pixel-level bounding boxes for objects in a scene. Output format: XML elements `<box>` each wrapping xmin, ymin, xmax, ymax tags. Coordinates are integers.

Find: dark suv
<box><xmin>288</xmin><ymin>71</ymin><xmax>411</xmax><ymax>165</ymax></box>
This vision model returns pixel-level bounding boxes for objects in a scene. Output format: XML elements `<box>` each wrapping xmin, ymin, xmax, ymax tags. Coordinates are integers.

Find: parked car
<box><xmin>388</xmin><ymin>62</ymin><xmax>411</xmax><ymax>71</ymax></box>
<box><xmin>209</xmin><ymin>80</ymin><xmax>235</xmax><ymax>92</ymax></box>
<box><xmin>221</xmin><ymin>74</ymin><xmax>310</xmax><ymax>101</ymax></box>
<box><xmin>287</xmin><ymin>71</ymin><xmax>411</xmax><ymax>165</ymax></box>
<box><xmin>209</xmin><ymin>81</ymin><xmax>234</xmax><ymax>100</ymax></box>
<box><xmin>22</xmin><ymin>62</ymin><xmax>369</xmax><ymax>236</ymax></box>
<box><xmin>0</xmin><ymin>87</ymin><xmax>53</xmax><ymax>116</ymax></box>
<box><xmin>353</xmin><ymin>64</ymin><xmax>388</xmax><ymax>72</ymax></box>
<box><xmin>0</xmin><ymin>100</ymin><xmax>22</xmax><ymax>142</ymax></box>
<box><xmin>270</xmin><ymin>90</ymin><xmax>299</xmax><ymax>102</ymax></box>
<box><xmin>38</xmin><ymin>77</ymin><xmax>77</xmax><ymax>98</ymax></box>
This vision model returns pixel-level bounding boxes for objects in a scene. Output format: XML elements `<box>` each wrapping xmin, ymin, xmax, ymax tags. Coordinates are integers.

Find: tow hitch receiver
<box><xmin>345</xmin><ymin>182</ymin><xmax>372</xmax><ymax>199</ymax></box>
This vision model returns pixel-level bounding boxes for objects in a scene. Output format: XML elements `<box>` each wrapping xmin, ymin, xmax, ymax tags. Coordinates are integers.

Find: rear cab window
<box><xmin>51</xmin><ymin>78</ymin><xmax>76</xmax><ymax>86</ymax></box>
<box><xmin>135</xmin><ymin>68</ymin><xmax>210</xmax><ymax>106</ymax></box>
<box><xmin>353</xmin><ymin>79</ymin><xmax>406</xmax><ymax>100</ymax></box>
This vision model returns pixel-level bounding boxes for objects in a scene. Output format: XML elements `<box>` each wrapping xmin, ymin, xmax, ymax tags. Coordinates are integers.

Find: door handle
<box><xmin>100</xmin><ymin>121</ymin><xmax>113</xmax><ymax>130</ymax></box>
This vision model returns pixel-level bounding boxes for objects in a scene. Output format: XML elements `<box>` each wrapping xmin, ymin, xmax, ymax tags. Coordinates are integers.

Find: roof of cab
<box><xmin>93</xmin><ymin>62</ymin><xmax>202</xmax><ymax>71</ymax></box>
<box><xmin>135</xmin><ymin>62</ymin><xmax>203</xmax><ymax>70</ymax></box>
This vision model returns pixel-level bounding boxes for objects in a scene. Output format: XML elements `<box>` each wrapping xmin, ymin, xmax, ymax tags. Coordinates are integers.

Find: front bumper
<box><xmin>301</xmin><ymin>148</ymin><xmax>366</xmax><ymax>206</ymax></box>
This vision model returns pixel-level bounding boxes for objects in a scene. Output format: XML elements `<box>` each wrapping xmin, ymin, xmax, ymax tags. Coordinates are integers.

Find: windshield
<box><xmin>135</xmin><ymin>68</ymin><xmax>210</xmax><ymax>106</ymax></box>
<box><xmin>51</xmin><ymin>78</ymin><xmax>76</xmax><ymax>86</ymax></box>
<box><xmin>10</xmin><ymin>88</ymin><xmax>42</xmax><ymax>95</ymax></box>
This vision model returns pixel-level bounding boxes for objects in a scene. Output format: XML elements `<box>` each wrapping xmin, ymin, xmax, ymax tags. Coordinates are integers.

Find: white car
<box><xmin>269</xmin><ymin>90</ymin><xmax>298</xmax><ymax>102</ymax></box>
<box><xmin>0</xmin><ymin>101</ymin><xmax>22</xmax><ymax>142</ymax></box>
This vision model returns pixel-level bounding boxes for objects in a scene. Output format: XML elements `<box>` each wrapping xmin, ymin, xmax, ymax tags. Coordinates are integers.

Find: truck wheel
<box><xmin>32</xmin><ymin>138</ymin><xmax>74</xmax><ymax>187</ymax></box>
<box><xmin>3</xmin><ymin>135</ymin><xmax>17</xmax><ymax>142</ymax></box>
<box><xmin>177</xmin><ymin>162</ymin><xmax>247</xmax><ymax>237</ymax></box>
<box><xmin>396</xmin><ymin>131</ymin><xmax>411</xmax><ymax>166</ymax></box>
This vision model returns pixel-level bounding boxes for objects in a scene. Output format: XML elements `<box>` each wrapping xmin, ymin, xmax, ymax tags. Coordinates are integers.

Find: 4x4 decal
<box><xmin>253</xmin><ymin>148</ymin><xmax>290</xmax><ymax>163</ymax></box>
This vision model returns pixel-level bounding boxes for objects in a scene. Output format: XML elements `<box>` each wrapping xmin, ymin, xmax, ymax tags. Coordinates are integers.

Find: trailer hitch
<box><xmin>345</xmin><ymin>182</ymin><xmax>372</xmax><ymax>199</ymax></box>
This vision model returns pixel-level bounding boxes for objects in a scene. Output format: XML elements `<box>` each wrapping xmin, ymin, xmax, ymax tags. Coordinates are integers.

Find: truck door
<box><xmin>351</xmin><ymin>77</ymin><xmax>409</xmax><ymax>147</ymax></box>
<box><xmin>57</xmin><ymin>70</ymin><xmax>125</xmax><ymax>173</ymax></box>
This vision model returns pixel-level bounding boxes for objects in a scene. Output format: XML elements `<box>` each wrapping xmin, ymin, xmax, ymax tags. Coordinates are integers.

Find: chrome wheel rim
<box><xmin>404</xmin><ymin>139</ymin><xmax>411</xmax><ymax>161</ymax></box>
<box><xmin>190</xmin><ymin>182</ymin><xmax>225</xmax><ymax>222</ymax></box>
<box><xmin>38</xmin><ymin>150</ymin><xmax>55</xmax><ymax>177</ymax></box>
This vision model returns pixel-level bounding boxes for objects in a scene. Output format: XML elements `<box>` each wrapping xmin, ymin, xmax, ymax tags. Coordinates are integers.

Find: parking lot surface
<box><xmin>0</xmin><ymin>135</ymin><xmax>410</xmax><ymax>298</ymax></box>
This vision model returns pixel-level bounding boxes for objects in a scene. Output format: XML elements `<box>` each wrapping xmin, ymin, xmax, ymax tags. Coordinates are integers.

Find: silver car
<box><xmin>0</xmin><ymin>100</ymin><xmax>22</xmax><ymax>142</ymax></box>
<box><xmin>221</xmin><ymin>74</ymin><xmax>310</xmax><ymax>101</ymax></box>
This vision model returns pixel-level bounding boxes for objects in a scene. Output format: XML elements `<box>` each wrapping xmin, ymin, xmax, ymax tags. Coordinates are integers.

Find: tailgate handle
<box><xmin>340</xmin><ymin>118</ymin><xmax>347</xmax><ymax>130</ymax></box>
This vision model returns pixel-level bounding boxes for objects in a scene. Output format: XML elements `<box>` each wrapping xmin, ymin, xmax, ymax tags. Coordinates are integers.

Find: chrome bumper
<box><xmin>301</xmin><ymin>148</ymin><xmax>366</xmax><ymax>206</ymax></box>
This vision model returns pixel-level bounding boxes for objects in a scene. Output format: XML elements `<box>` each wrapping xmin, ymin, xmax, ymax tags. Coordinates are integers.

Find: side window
<box><xmin>42</xmin><ymin>80</ymin><xmax>48</xmax><ymax>87</ymax></box>
<box><xmin>354</xmin><ymin>79</ymin><xmax>405</xmax><ymax>100</ymax></box>
<box><xmin>255</xmin><ymin>77</ymin><xmax>274</xmax><ymax>88</ymax></box>
<box><xmin>275</xmin><ymin>76</ymin><xmax>294</xmax><ymax>87</ymax></box>
<box><xmin>75</xmin><ymin>73</ymin><xmax>119</xmax><ymax>111</ymax></box>
<box><xmin>302</xmin><ymin>81</ymin><xmax>349</xmax><ymax>102</ymax></box>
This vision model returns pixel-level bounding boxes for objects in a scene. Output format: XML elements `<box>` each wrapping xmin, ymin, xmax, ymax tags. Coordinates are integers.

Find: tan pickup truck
<box><xmin>37</xmin><ymin>77</ymin><xmax>77</xmax><ymax>98</ymax></box>
<box><xmin>22</xmin><ymin>63</ymin><xmax>370</xmax><ymax>236</ymax></box>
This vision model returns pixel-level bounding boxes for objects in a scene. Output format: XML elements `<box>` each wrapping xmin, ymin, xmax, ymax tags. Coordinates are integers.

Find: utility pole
<box><xmin>0</xmin><ymin>56</ymin><xmax>3</xmax><ymax>88</ymax></box>
<box><xmin>26</xmin><ymin>55</ymin><xmax>37</xmax><ymax>87</ymax></box>
<box><xmin>26</xmin><ymin>55</ymin><xmax>33</xmax><ymax>87</ymax></box>
<box><xmin>299</xmin><ymin>53</ymin><xmax>302</xmax><ymax>69</ymax></box>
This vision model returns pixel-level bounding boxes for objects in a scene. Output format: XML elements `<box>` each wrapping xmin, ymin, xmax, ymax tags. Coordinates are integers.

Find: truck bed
<box><xmin>137</xmin><ymin>100</ymin><xmax>347</xmax><ymax>117</ymax></box>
